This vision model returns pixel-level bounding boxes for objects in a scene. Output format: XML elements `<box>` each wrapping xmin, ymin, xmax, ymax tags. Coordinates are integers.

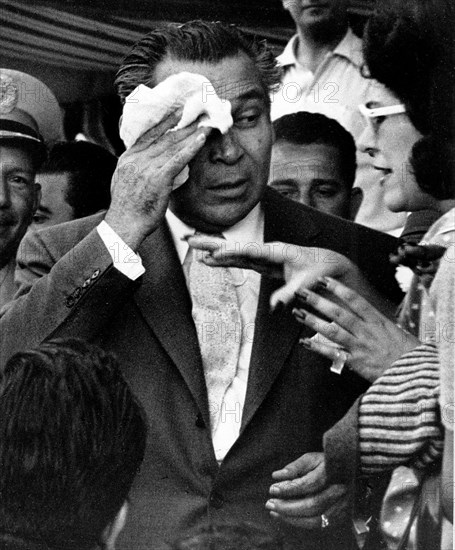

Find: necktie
<box><xmin>188</xmin><ymin>234</ymin><xmax>242</xmax><ymax>434</ymax></box>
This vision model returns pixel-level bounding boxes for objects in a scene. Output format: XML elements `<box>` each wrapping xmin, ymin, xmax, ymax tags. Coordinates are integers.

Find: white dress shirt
<box><xmin>98</xmin><ymin>205</ymin><xmax>264</xmax><ymax>462</ymax></box>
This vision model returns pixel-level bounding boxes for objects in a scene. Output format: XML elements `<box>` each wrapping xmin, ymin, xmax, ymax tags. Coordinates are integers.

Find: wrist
<box><xmin>103</xmin><ymin>211</ymin><xmax>150</xmax><ymax>251</ymax></box>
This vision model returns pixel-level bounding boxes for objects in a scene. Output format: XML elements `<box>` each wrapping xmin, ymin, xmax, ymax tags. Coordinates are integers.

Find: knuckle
<box><xmin>331</xmin><ymin>307</ymin><xmax>344</xmax><ymax>322</ymax></box>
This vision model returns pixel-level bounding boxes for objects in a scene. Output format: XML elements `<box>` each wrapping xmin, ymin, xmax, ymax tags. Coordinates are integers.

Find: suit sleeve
<box><xmin>0</xmin><ymin>227</ymin><xmax>139</xmax><ymax>368</ymax></box>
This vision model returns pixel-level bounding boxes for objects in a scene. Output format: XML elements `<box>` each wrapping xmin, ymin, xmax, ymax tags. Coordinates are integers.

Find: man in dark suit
<box><xmin>0</xmin><ymin>21</ymin><xmax>401</xmax><ymax>550</ymax></box>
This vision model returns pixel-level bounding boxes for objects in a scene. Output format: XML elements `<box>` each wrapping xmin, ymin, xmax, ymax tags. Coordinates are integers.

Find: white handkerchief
<box><xmin>119</xmin><ymin>72</ymin><xmax>233</xmax><ymax>188</ymax></box>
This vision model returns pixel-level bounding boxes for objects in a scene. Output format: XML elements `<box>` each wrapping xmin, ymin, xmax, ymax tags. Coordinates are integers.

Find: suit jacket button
<box><xmin>91</xmin><ymin>269</ymin><xmax>101</xmax><ymax>279</ymax></box>
<box><xmin>195</xmin><ymin>413</ymin><xmax>205</xmax><ymax>429</ymax></box>
<box><xmin>65</xmin><ymin>296</ymin><xmax>75</xmax><ymax>308</ymax></box>
<box><xmin>209</xmin><ymin>492</ymin><xmax>224</xmax><ymax>509</ymax></box>
<box><xmin>73</xmin><ymin>287</ymin><xmax>82</xmax><ymax>299</ymax></box>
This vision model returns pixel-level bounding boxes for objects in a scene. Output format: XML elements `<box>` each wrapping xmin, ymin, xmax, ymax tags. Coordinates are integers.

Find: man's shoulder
<box><xmin>262</xmin><ymin>187</ymin><xmax>398</xmax><ymax>248</ymax></box>
<box><xmin>20</xmin><ymin>212</ymin><xmax>106</xmax><ymax>258</ymax></box>
<box><xmin>33</xmin><ymin>212</ymin><xmax>104</xmax><ymax>243</ymax></box>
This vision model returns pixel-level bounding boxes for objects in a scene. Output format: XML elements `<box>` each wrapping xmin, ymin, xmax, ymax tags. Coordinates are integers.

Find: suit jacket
<box><xmin>0</xmin><ymin>189</ymin><xmax>402</xmax><ymax>550</ymax></box>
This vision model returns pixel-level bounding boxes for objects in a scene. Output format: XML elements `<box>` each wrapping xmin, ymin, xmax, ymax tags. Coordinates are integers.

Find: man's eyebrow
<box><xmin>311</xmin><ymin>178</ymin><xmax>343</xmax><ymax>187</ymax></box>
<box><xmin>237</xmin><ymin>87</ymin><xmax>266</xmax><ymax>102</ymax></box>
<box><xmin>2</xmin><ymin>166</ymin><xmax>33</xmax><ymax>175</ymax></box>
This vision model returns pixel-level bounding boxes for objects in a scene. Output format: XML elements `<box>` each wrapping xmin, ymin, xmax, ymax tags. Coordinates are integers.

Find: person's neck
<box><xmin>295</xmin><ymin>24</ymin><xmax>348</xmax><ymax>73</ymax></box>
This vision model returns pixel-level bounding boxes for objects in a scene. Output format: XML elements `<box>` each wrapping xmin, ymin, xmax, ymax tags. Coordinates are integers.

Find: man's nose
<box><xmin>357</xmin><ymin>122</ymin><xmax>377</xmax><ymax>157</ymax></box>
<box><xmin>209</xmin><ymin>129</ymin><xmax>243</xmax><ymax>164</ymax></box>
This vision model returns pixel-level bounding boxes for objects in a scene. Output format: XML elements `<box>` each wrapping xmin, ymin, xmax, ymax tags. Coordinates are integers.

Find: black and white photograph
<box><xmin>0</xmin><ymin>1</ymin><xmax>453</xmax><ymax>549</ymax></box>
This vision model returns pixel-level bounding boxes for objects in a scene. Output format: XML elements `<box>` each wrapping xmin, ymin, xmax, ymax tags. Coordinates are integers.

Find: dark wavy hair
<box><xmin>115</xmin><ymin>20</ymin><xmax>281</xmax><ymax>108</ymax></box>
<box><xmin>0</xmin><ymin>339</ymin><xmax>147</xmax><ymax>550</ymax></box>
<box><xmin>364</xmin><ymin>0</ymin><xmax>455</xmax><ymax>199</ymax></box>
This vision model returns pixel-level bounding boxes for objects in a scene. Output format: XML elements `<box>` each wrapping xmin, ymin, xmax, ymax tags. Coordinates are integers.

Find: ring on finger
<box><xmin>321</xmin><ymin>514</ymin><xmax>330</xmax><ymax>529</ymax></box>
<box><xmin>330</xmin><ymin>348</ymin><xmax>349</xmax><ymax>374</ymax></box>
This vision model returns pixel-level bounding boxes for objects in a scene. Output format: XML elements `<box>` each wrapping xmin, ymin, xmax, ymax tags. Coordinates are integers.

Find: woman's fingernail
<box><xmin>299</xmin><ymin>337</ymin><xmax>312</xmax><ymax>348</ymax></box>
<box><xmin>295</xmin><ymin>289</ymin><xmax>310</xmax><ymax>303</ymax></box>
<box><xmin>269</xmin><ymin>485</ymin><xmax>280</xmax><ymax>496</ymax></box>
<box><xmin>265</xmin><ymin>500</ymin><xmax>276</xmax><ymax>510</ymax></box>
<box><xmin>197</xmin><ymin>133</ymin><xmax>206</xmax><ymax>144</ymax></box>
<box><xmin>315</xmin><ymin>277</ymin><xmax>329</xmax><ymax>289</ymax></box>
<box><xmin>292</xmin><ymin>308</ymin><xmax>307</xmax><ymax>320</ymax></box>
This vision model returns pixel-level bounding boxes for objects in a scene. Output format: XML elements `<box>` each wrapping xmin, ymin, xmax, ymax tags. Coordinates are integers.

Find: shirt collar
<box><xmin>277</xmin><ymin>28</ymin><xmax>363</xmax><ymax>69</ymax></box>
<box><xmin>165</xmin><ymin>203</ymin><xmax>264</xmax><ymax>265</ymax></box>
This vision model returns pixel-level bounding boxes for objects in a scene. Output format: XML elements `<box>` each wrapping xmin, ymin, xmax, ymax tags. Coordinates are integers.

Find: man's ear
<box><xmin>101</xmin><ymin>501</ymin><xmax>128</xmax><ymax>550</ymax></box>
<box><xmin>349</xmin><ymin>187</ymin><xmax>363</xmax><ymax>220</ymax></box>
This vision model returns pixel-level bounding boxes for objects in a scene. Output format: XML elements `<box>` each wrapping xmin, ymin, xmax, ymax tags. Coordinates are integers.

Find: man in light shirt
<box><xmin>0</xmin><ymin>21</ymin><xmax>402</xmax><ymax>550</ymax></box>
<box><xmin>272</xmin><ymin>0</ymin><xmax>406</xmax><ymax>234</ymax></box>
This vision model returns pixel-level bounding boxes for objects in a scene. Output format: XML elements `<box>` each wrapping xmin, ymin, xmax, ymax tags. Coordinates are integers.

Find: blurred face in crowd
<box><xmin>269</xmin><ymin>140</ymin><xmax>361</xmax><ymax>219</ymax></box>
<box><xmin>358</xmin><ymin>100</ymin><xmax>437</xmax><ymax>213</ymax></box>
<box><xmin>32</xmin><ymin>171</ymin><xmax>74</xmax><ymax>229</ymax></box>
<box><xmin>282</xmin><ymin>0</ymin><xmax>349</xmax><ymax>32</ymax></box>
<box><xmin>0</xmin><ymin>144</ymin><xmax>40</xmax><ymax>267</ymax></box>
<box><xmin>163</xmin><ymin>54</ymin><xmax>274</xmax><ymax>232</ymax></box>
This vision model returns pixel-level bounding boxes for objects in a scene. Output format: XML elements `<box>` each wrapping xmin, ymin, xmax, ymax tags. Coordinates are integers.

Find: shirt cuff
<box><xmin>97</xmin><ymin>220</ymin><xmax>145</xmax><ymax>281</ymax></box>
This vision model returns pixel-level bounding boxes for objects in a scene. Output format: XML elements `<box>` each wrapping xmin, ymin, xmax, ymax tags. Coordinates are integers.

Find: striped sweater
<box><xmin>359</xmin><ymin>343</ymin><xmax>443</xmax><ymax>475</ymax></box>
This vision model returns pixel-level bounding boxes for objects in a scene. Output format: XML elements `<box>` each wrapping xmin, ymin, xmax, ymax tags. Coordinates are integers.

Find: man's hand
<box><xmin>105</xmin><ymin>115</ymin><xmax>210</xmax><ymax>250</ymax></box>
<box><xmin>265</xmin><ymin>453</ymin><xmax>349</xmax><ymax>529</ymax></box>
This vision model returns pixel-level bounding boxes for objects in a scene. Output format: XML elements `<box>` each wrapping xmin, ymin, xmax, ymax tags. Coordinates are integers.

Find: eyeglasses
<box><xmin>358</xmin><ymin>103</ymin><xmax>406</xmax><ymax>134</ymax></box>
<box><xmin>358</xmin><ymin>103</ymin><xmax>406</xmax><ymax>118</ymax></box>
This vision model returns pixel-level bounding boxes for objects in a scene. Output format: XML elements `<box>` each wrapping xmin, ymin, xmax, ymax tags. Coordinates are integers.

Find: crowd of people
<box><xmin>0</xmin><ymin>0</ymin><xmax>453</xmax><ymax>549</ymax></box>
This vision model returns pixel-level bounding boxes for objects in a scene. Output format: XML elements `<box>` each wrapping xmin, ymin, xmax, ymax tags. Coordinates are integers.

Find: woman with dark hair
<box><xmin>188</xmin><ymin>0</ymin><xmax>454</xmax><ymax>546</ymax></box>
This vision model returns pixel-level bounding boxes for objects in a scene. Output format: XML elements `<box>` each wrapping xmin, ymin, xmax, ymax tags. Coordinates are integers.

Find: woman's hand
<box><xmin>186</xmin><ymin>238</ymin><xmax>396</xmax><ymax>317</ymax></box>
<box><xmin>294</xmin><ymin>277</ymin><xmax>420</xmax><ymax>382</ymax></box>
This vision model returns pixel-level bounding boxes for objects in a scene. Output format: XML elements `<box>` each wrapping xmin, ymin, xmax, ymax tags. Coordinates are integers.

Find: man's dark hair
<box><xmin>171</xmin><ymin>521</ymin><xmax>284</xmax><ymax>550</ymax></box>
<box><xmin>38</xmin><ymin>141</ymin><xmax>116</xmax><ymax>219</ymax></box>
<box><xmin>364</xmin><ymin>0</ymin><xmax>455</xmax><ymax>199</ymax></box>
<box><xmin>273</xmin><ymin>112</ymin><xmax>357</xmax><ymax>188</ymax></box>
<box><xmin>115</xmin><ymin>20</ymin><xmax>281</xmax><ymax>106</ymax></box>
<box><xmin>0</xmin><ymin>338</ymin><xmax>147</xmax><ymax>550</ymax></box>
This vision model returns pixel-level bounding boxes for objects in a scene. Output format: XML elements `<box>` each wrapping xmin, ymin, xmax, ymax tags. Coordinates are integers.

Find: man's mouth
<box><xmin>208</xmin><ymin>179</ymin><xmax>249</xmax><ymax>196</ymax></box>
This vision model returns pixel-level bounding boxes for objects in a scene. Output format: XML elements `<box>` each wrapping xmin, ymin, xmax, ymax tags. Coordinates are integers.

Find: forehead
<box><xmin>272</xmin><ymin>141</ymin><xmax>341</xmax><ymax>166</ymax></box>
<box><xmin>37</xmin><ymin>172</ymin><xmax>70</xmax><ymax>190</ymax></box>
<box><xmin>0</xmin><ymin>144</ymin><xmax>34</xmax><ymax>170</ymax></box>
<box><xmin>153</xmin><ymin>53</ymin><xmax>267</xmax><ymax>104</ymax></box>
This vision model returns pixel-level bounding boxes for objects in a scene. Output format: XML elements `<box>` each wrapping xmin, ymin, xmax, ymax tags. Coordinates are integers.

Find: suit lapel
<box><xmin>133</xmin><ymin>223</ymin><xmax>210</xmax><ymax>426</ymax></box>
<box><xmin>241</xmin><ymin>190</ymin><xmax>323</xmax><ymax>430</ymax></box>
